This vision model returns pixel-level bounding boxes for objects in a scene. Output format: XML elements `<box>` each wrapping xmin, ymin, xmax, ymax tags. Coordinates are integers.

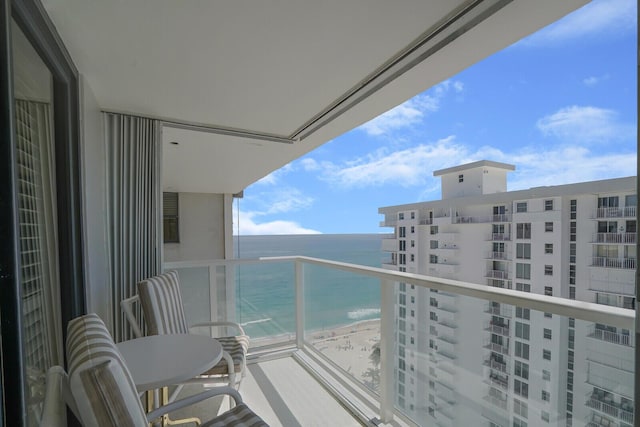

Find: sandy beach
<box><xmin>308</xmin><ymin>319</ymin><xmax>381</xmax><ymax>387</ymax></box>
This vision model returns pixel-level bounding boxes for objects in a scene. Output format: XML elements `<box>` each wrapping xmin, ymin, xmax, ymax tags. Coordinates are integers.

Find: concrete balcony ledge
<box><xmin>587</xmin><ymin>326</ymin><xmax>634</xmax><ymax>347</ymax></box>
<box><xmin>593</xmin><ymin>232</ymin><xmax>637</xmax><ymax>244</ymax></box>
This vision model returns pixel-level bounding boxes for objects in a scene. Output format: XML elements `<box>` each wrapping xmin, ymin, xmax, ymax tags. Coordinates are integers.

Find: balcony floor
<box><xmin>168</xmin><ymin>350</ymin><xmax>394</xmax><ymax>426</ymax></box>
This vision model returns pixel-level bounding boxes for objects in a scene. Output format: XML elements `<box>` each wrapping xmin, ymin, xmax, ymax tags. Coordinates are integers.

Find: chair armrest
<box><xmin>190</xmin><ymin>321</ymin><xmax>246</xmax><ymax>336</ymax></box>
<box><xmin>146</xmin><ymin>386</ymin><xmax>242</xmax><ymax>422</ymax></box>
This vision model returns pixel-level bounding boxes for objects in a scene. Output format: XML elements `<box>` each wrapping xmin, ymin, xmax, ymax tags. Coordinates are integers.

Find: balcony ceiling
<box><xmin>42</xmin><ymin>0</ymin><xmax>588</xmax><ymax>193</ymax></box>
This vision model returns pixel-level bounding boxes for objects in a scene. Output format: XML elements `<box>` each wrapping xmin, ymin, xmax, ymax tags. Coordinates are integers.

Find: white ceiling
<box><xmin>43</xmin><ymin>0</ymin><xmax>589</xmax><ymax>194</ymax></box>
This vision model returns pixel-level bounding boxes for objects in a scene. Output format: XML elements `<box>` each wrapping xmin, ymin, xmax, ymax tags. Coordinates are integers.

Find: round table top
<box><xmin>116</xmin><ymin>334</ymin><xmax>223</xmax><ymax>392</ymax></box>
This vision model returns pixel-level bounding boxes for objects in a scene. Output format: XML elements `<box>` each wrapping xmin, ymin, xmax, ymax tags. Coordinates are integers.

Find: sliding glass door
<box><xmin>0</xmin><ymin>1</ymin><xmax>85</xmax><ymax>424</ymax></box>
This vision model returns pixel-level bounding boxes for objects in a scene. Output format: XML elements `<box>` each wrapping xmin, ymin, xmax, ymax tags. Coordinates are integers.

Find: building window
<box><xmin>399</xmin><ymin>226</ymin><xmax>406</xmax><ymax>237</ymax></box>
<box><xmin>541</xmin><ymin>391</ymin><xmax>550</xmax><ymax>402</ymax></box>
<box><xmin>598</xmin><ymin>196</ymin><xmax>619</xmax><ymax>208</ymax></box>
<box><xmin>430</xmin><ymin>226</ymin><xmax>438</xmax><ymax>235</ymax></box>
<box><xmin>544</xmin><ymin>243</ymin><xmax>553</xmax><ymax>254</ymax></box>
<box><xmin>541</xmin><ymin>411</ymin><xmax>550</xmax><ymax>423</ymax></box>
<box><xmin>544</xmin><ymin>200</ymin><xmax>553</xmax><ymax>211</ymax></box>
<box><xmin>515</xmin><ymin>341</ymin><xmax>529</xmax><ymax>360</ymax></box>
<box><xmin>543</xmin><ymin>328</ymin><xmax>552</xmax><ymax>339</ymax></box>
<box><xmin>410</xmin><ymin>254</ymin><xmax>415</xmax><ymax>262</ymax></box>
<box><xmin>411</xmin><ymin>226</ymin><xmax>415</xmax><ymax>233</ymax></box>
<box><xmin>429</xmin><ymin>255</ymin><xmax>438</xmax><ymax>264</ymax></box>
<box><xmin>544</xmin><ymin>265</ymin><xmax>553</xmax><ymax>276</ymax></box>
<box><xmin>514</xmin><ymin>399</ymin><xmax>528</xmax><ymax>418</ymax></box>
<box><xmin>542</xmin><ymin>370</ymin><xmax>551</xmax><ymax>381</ymax></box>
<box><xmin>516</xmin><ymin>263</ymin><xmax>531</xmax><ymax>279</ymax></box>
<box><xmin>399</xmin><ymin>213</ymin><xmax>405</xmax><ymax>220</ymax></box>
<box><xmin>544</xmin><ymin>312</ymin><xmax>552</xmax><ymax>318</ymax></box>
<box><xmin>516</xmin><ymin>223</ymin><xmax>531</xmax><ymax>239</ymax></box>
<box><xmin>399</xmin><ymin>294</ymin><xmax>406</xmax><ymax>305</ymax></box>
<box><xmin>513</xmin><ymin>419</ymin><xmax>527</xmax><ymax>427</ymax></box>
<box><xmin>544</xmin><ymin>286</ymin><xmax>553</xmax><ymax>296</ymax></box>
<box><xmin>430</xmin><ymin>240</ymin><xmax>438</xmax><ymax>249</ymax></box>
<box><xmin>514</xmin><ymin>361</ymin><xmax>529</xmax><ymax>380</ymax></box>
<box><xmin>516</xmin><ymin>243</ymin><xmax>531</xmax><ymax>259</ymax></box>
<box><xmin>514</xmin><ymin>380</ymin><xmax>529</xmax><ymax>399</ymax></box>
<box><xmin>516</xmin><ymin>322</ymin><xmax>530</xmax><ymax>340</ymax></box>
<box><xmin>545</xmin><ymin>222</ymin><xmax>553</xmax><ymax>232</ymax></box>
<box><xmin>516</xmin><ymin>307</ymin><xmax>530</xmax><ymax>320</ymax></box>
<box><xmin>516</xmin><ymin>202</ymin><xmax>528</xmax><ymax>213</ymax></box>
<box><xmin>543</xmin><ymin>349</ymin><xmax>551</xmax><ymax>360</ymax></box>
<box><xmin>163</xmin><ymin>192</ymin><xmax>180</xmax><ymax>243</ymax></box>
<box><xmin>458</xmin><ymin>174</ymin><xmax>464</xmax><ymax>183</ymax></box>
<box><xmin>410</xmin><ymin>212</ymin><xmax>415</xmax><ymax>219</ymax></box>
<box><xmin>411</xmin><ymin>240</ymin><xmax>415</xmax><ymax>247</ymax></box>
<box><xmin>516</xmin><ymin>282</ymin><xmax>531</xmax><ymax>292</ymax></box>
<box><xmin>399</xmin><ymin>240</ymin><xmax>406</xmax><ymax>251</ymax></box>
<box><xmin>429</xmin><ymin>312</ymin><xmax>437</xmax><ymax>321</ymax></box>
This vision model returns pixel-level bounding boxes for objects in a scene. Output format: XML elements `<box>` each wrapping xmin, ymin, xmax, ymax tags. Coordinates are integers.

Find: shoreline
<box><xmin>249</xmin><ymin>318</ymin><xmax>381</xmax><ymax>387</ymax></box>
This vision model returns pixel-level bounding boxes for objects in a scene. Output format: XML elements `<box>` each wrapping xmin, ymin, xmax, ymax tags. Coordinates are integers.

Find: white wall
<box><xmin>163</xmin><ymin>192</ymin><xmax>228</xmax><ymax>262</ymax></box>
<box><xmin>79</xmin><ymin>76</ymin><xmax>111</xmax><ymax>328</ymax></box>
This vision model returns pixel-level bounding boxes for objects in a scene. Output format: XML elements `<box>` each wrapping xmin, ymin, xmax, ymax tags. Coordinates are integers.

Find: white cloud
<box><xmin>255</xmin><ymin>172</ymin><xmax>277</xmax><ymax>185</ymax></box>
<box><xmin>536</xmin><ymin>105</ymin><xmax>635</xmax><ymax>143</ymax></box>
<box><xmin>236</xmin><ymin>211</ymin><xmax>321</xmax><ymax>235</ymax></box>
<box><xmin>300</xmin><ymin>158</ymin><xmax>321</xmax><ymax>171</ymax></box>
<box><xmin>236</xmin><ymin>187</ymin><xmax>318</xmax><ymax>235</ymax></box>
<box><xmin>520</xmin><ymin>0</ymin><xmax>636</xmax><ymax>46</ymax></box>
<box><xmin>498</xmin><ymin>147</ymin><xmax>636</xmax><ymax>190</ymax></box>
<box><xmin>319</xmin><ymin>136</ymin><xmax>470</xmax><ymax>188</ymax></box>
<box><xmin>358</xmin><ymin>80</ymin><xmax>463</xmax><ymax>136</ymax></box>
<box><xmin>583</xmin><ymin>74</ymin><xmax>609</xmax><ymax>87</ymax></box>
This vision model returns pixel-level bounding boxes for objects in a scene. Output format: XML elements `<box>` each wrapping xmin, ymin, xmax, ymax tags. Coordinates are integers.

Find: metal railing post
<box><xmin>295</xmin><ymin>259</ymin><xmax>305</xmax><ymax>349</ymax></box>
<box><xmin>379</xmin><ymin>279</ymin><xmax>394</xmax><ymax>423</ymax></box>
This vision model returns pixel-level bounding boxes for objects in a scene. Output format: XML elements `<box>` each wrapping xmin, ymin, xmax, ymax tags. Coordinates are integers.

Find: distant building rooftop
<box><xmin>433</xmin><ymin>160</ymin><xmax>516</xmax><ymax>176</ymax></box>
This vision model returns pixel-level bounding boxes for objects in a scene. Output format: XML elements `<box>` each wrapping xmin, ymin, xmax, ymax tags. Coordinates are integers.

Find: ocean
<box><xmin>233</xmin><ymin>234</ymin><xmax>388</xmax><ymax>338</ymax></box>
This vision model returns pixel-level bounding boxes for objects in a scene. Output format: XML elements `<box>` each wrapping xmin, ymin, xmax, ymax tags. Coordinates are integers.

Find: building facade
<box><xmin>379</xmin><ymin>161</ymin><xmax>636</xmax><ymax>427</ymax></box>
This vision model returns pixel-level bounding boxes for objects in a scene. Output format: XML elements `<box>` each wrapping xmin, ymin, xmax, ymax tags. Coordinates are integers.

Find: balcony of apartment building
<box><xmin>587</xmin><ymin>324</ymin><xmax>634</xmax><ymax>347</ymax></box>
<box><xmin>148</xmin><ymin>254</ymin><xmax>635</xmax><ymax>427</ymax></box>
<box><xmin>483</xmin><ymin>354</ymin><xmax>509</xmax><ymax>374</ymax></box>
<box><xmin>487</xmin><ymin>232</ymin><xmax>511</xmax><ymax>241</ymax></box>
<box><xmin>585</xmin><ymin>388</ymin><xmax>634</xmax><ymax>426</ymax></box>
<box><xmin>485</xmin><ymin>251</ymin><xmax>511</xmax><ymax>261</ymax></box>
<box><xmin>591</xmin><ymin>256</ymin><xmax>637</xmax><ymax>270</ymax></box>
<box><xmin>454</xmin><ymin>213</ymin><xmax>512</xmax><ymax>224</ymax></box>
<box><xmin>594</xmin><ymin>206</ymin><xmax>637</xmax><ymax>219</ymax></box>
<box><xmin>485</xmin><ymin>320</ymin><xmax>510</xmax><ymax>337</ymax></box>
<box><xmin>381</xmin><ymin>235</ymin><xmax>398</xmax><ymax>252</ymax></box>
<box><xmin>485</xmin><ymin>269</ymin><xmax>510</xmax><ymax>280</ymax></box>
<box><xmin>593</xmin><ymin>232</ymin><xmax>637</xmax><ymax>244</ymax></box>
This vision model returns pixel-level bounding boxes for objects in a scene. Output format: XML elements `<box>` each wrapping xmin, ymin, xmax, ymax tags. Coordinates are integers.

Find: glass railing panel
<box><xmin>392</xmin><ymin>290</ymin><xmax>635</xmax><ymax>427</ymax></box>
<box><xmin>303</xmin><ymin>263</ymin><xmax>382</xmax><ymax>393</ymax></box>
<box><xmin>236</xmin><ymin>261</ymin><xmax>296</xmax><ymax>347</ymax></box>
<box><xmin>172</xmin><ymin>266</ymin><xmax>212</xmax><ymax>327</ymax></box>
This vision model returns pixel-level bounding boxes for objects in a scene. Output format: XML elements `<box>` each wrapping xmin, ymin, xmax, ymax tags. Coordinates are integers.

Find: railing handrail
<box><xmin>164</xmin><ymin>256</ymin><xmax>634</xmax><ymax>329</ymax></box>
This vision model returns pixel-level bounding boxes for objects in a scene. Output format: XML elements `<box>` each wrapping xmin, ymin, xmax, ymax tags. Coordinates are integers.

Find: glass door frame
<box><xmin>0</xmin><ymin>0</ymin><xmax>85</xmax><ymax>424</ymax></box>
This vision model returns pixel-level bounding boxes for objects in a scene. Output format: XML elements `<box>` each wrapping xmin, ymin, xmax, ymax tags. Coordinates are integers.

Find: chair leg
<box><xmin>161</xmin><ymin>386</ymin><xmax>202</xmax><ymax>427</ymax></box>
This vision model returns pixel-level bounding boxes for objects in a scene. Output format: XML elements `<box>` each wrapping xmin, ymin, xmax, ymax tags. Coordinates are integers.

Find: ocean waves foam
<box><xmin>347</xmin><ymin>308</ymin><xmax>381</xmax><ymax>320</ymax></box>
<box><xmin>241</xmin><ymin>318</ymin><xmax>272</xmax><ymax>326</ymax></box>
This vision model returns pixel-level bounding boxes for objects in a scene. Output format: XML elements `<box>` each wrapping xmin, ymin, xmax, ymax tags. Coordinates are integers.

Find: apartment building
<box><xmin>379</xmin><ymin>160</ymin><xmax>636</xmax><ymax>427</ymax></box>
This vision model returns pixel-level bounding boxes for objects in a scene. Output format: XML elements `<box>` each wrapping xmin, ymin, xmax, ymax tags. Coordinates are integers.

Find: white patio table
<box><xmin>116</xmin><ymin>334</ymin><xmax>223</xmax><ymax>392</ymax></box>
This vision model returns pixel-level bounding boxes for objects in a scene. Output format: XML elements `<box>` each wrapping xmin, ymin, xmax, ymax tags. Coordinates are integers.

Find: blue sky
<box><xmin>236</xmin><ymin>0</ymin><xmax>637</xmax><ymax>235</ymax></box>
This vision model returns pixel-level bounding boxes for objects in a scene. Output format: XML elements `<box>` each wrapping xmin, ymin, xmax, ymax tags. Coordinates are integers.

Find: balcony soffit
<box><xmin>41</xmin><ymin>0</ymin><xmax>589</xmax><ymax>193</ymax></box>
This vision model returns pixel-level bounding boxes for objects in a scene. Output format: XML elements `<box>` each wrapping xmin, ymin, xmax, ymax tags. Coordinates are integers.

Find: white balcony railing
<box><xmin>588</xmin><ymin>326</ymin><xmax>634</xmax><ymax>347</ymax></box>
<box><xmin>455</xmin><ymin>214</ymin><xmax>512</xmax><ymax>224</ymax></box>
<box><xmin>585</xmin><ymin>393</ymin><xmax>634</xmax><ymax>424</ymax></box>
<box><xmin>593</xmin><ymin>232</ymin><xmax>637</xmax><ymax>244</ymax></box>
<box><xmin>486</xmin><ymin>269</ymin><xmax>509</xmax><ymax>279</ymax></box>
<box><xmin>594</xmin><ymin>206</ymin><xmax>636</xmax><ymax>218</ymax></box>
<box><xmin>591</xmin><ymin>257</ymin><xmax>637</xmax><ymax>269</ymax></box>
<box><xmin>163</xmin><ymin>256</ymin><xmax>634</xmax><ymax>425</ymax></box>
<box><xmin>487</xmin><ymin>233</ymin><xmax>511</xmax><ymax>241</ymax></box>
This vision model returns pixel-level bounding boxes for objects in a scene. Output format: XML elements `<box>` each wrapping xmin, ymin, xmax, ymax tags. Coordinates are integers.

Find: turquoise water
<box><xmin>234</xmin><ymin>234</ymin><xmax>388</xmax><ymax>338</ymax></box>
